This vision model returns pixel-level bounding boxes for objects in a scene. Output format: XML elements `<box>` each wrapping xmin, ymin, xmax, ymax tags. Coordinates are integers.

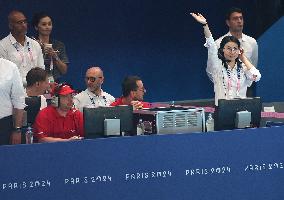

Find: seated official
<box><xmin>111</xmin><ymin>76</ymin><xmax>150</xmax><ymax>109</ymax></box>
<box><xmin>33</xmin><ymin>83</ymin><xmax>84</xmax><ymax>143</ymax></box>
<box><xmin>25</xmin><ymin>67</ymin><xmax>49</xmax><ymax>110</ymax></box>
<box><xmin>74</xmin><ymin>66</ymin><xmax>115</xmax><ymax>112</ymax></box>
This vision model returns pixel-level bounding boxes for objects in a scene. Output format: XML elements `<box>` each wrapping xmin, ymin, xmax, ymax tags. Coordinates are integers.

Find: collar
<box><xmin>226</xmin><ymin>31</ymin><xmax>246</xmax><ymax>42</ymax></box>
<box><xmin>86</xmin><ymin>88</ymin><xmax>104</xmax><ymax>97</ymax></box>
<box><xmin>9</xmin><ymin>32</ymin><xmax>28</xmax><ymax>46</ymax></box>
<box><xmin>116</xmin><ymin>96</ymin><xmax>126</xmax><ymax>105</ymax></box>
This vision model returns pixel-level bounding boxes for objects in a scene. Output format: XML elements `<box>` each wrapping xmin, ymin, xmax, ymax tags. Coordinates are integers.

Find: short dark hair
<box><xmin>122</xmin><ymin>76</ymin><xmax>141</xmax><ymax>97</ymax></box>
<box><xmin>226</xmin><ymin>7</ymin><xmax>243</xmax><ymax>20</ymax></box>
<box><xmin>26</xmin><ymin>67</ymin><xmax>48</xmax><ymax>87</ymax></box>
<box><xmin>8</xmin><ymin>10</ymin><xmax>24</xmax><ymax>23</ymax></box>
<box><xmin>31</xmin><ymin>12</ymin><xmax>52</xmax><ymax>29</ymax></box>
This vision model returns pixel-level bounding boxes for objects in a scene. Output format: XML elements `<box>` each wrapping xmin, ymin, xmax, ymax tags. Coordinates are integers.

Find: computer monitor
<box><xmin>214</xmin><ymin>97</ymin><xmax>262</xmax><ymax>131</ymax></box>
<box><xmin>24</xmin><ymin>96</ymin><xmax>41</xmax><ymax>126</ymax></box>
<box><xmin>83</xmin><ymin>105</ymin><xmax>133</xmax><ymax>139</ymax></box>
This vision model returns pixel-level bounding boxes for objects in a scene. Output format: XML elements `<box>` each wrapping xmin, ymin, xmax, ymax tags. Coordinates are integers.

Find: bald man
<box><xmin>74</xmin><ymin>66</ymin><xmax>115</xmax><ymax>112</ymax></box>
<box><xmin>0</xmin><ymin>10</ymin><xmax>44</xmax><ymax>86</ymax></box>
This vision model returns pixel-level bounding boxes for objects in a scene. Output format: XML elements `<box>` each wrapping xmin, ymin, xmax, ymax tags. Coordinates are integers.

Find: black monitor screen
<box><xmin>25</xmin><ymin>96</ymin><xmax>41</xmax><ymax>126</ymax></box>
<box><xmin>214</xmin><ymin>97</ymin><xmax>262</xmax><ymax>131</ymax></box>
<box><xmin>83</xmin><ymin>105</ymin><xmax>133</xmax><ymax>139</ymax></box>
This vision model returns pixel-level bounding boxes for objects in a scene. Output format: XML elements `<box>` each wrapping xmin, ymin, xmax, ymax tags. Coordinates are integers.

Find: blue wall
<box><xmin>256</xmin><ymin>17</ymin><xmax>284</xmax><ymax>102</ymax></box>
<box><xmin>0</xmin><ymin>0</ymin><xmax>271</xmax><ymax>102</ymax></box>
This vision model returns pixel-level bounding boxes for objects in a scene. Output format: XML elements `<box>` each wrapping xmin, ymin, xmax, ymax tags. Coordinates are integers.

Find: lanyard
<box><xmin>12</xmin><ymin>41</ymin><xmax>34</xmax><ymax>65</ymax></box>
<box><xmin>87</xmin><ymin>92</ymin><xmax>107</xmax><ymax>107</ymax></box>
<box><xmin>222</xmin><ymin>64</ymin><xmax>241</xmax><ymax>97</ymax></box>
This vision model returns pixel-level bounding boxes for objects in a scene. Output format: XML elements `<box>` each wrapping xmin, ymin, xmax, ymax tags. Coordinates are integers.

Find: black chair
<box><xmin>25</xmin><ymin>96</ymin><xmax>41</xmax><ymax>126</ymax></box>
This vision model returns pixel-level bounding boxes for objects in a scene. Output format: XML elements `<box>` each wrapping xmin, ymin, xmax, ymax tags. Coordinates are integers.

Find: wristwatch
<box><xmin>12</xmin><ymin>127</ymin><xmax>22</xmax><ymax>133</ymax></box>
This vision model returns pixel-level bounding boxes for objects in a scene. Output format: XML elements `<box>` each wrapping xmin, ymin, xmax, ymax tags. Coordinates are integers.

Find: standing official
<box><xmin>215</xmin><ymin>7</ymin><xmax>258</xmax><ymax>67</ymax></box>
<box><xmin>0</xmin><ymin>58</ymin><xmax>26</xmax><ymax>145</ymax></box>
<box><xmin>214</xmin><ymin>7</ymin><xmax>258</xmax><ymax>97</ymax></box>
<box><xmin>0</xmin><ymin>10</ymin><xmax>44</xmax><ymax>86</ymax></box>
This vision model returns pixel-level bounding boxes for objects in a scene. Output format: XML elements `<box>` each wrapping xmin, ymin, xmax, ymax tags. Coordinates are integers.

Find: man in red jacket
<box><xmin>111</xmin><ymin>76</ymin><xmax>150</xmax><ymax>109</ymax></box>
<box><xmin>33</xmin><ymin>83</ymin><xmax>84</xmax><ymax>142</ymax></box>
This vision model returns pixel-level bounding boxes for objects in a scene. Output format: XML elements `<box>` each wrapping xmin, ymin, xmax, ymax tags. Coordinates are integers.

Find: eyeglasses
<box><xmin>224</xmin><ymin>47</ymin><xmax>239</xmax><ymax>54</ymax></box>
<box><xmin>15</xmin><ymin>19</ymin><xmax>28</xmax><ymax>25</ymax></box>
<box><xmin>85</xmin><ymin>76</ymin><xmax>103</xmax><ymax>82</ymax></box>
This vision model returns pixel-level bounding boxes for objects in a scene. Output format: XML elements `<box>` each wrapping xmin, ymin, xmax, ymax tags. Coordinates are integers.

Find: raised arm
<box><xmin>190</xmin><ymin>13</ymin><xmax>212</xmax><ymax>38</ymax></box>
<box><xmin>190</xmin><ymin>13</ymin><xmax>219</xmax><ymax>80</ymax></box>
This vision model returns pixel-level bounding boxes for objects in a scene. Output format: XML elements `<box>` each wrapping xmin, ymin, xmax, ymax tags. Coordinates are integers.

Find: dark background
<box><xmin>0</xmin><ymin>0</ymin><xmax>283</xmax><ymax>102</ymax></box>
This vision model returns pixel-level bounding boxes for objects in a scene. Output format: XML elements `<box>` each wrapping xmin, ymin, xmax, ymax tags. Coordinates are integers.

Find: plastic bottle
<box><xmin>25</xmin><ymin>126</ymin><xmax>33</xmax><ymax>144</ymax></box>
<box><xmin>136</xmin><ymin>119</ymin><xmax>145</xmax><ymax>135</ymax></box>
<box><xmin>206</xmin><ymin>113</ymin><xmax>214</xmax><ymax>132</ymax></box>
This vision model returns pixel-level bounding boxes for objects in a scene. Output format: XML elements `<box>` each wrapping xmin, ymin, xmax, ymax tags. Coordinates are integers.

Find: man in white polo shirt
<box><xmin>74</xmin><ymin>66</ymin><xmax>115</xmax><ymax>112</ymax></box>
<box><xmin>0</xmin><ymin>10</ymin><xmax>44</xmax><ymax>86</ymax></box>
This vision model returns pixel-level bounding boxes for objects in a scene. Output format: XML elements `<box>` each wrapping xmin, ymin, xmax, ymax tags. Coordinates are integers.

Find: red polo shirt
<box><xmin>110</xmin><ymin>97</ymin><xmax>151</xmax><ymax>108</ymax></box>
<box><xmin>33</xmin><ymin>106</ymin><xmax>84</xmax><ymax>140</ymax></box>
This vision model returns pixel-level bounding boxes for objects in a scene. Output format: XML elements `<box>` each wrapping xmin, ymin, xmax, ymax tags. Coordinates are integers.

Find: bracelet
<box><xmin>54</xmin><ymin>55</ymin><xmax>60</xmax><ymax>61</ymax></box>
<box><xmin>12</xmin><ymin>127</ymin><xmax>22</xmax><ymax>133</ymax></box>
<box><xmin>202</xmin><ymin>23</ymin><xmax>207</xmax><ymax>27</ymax></box>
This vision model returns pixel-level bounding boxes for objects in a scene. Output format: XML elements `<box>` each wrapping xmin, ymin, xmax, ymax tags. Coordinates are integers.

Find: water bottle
<box><xmin>25</xmin><ymin>126</ymin><xmax>33</xmax><ymax>144</ymax></box>
<box><xmin>206</xmin><ymin>113</ymin><xmax>214</xmax><ymax>132</ymax></box>
<box><xmin>136</xmin><ymin>119</ymin><xmax>145</xmax><ymax>135</ymax></box>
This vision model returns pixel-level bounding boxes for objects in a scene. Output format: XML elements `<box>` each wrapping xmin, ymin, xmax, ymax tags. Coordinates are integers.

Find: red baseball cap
<box><xmin>52</xmin><ymin>84</ymin><xmax>76</xmax><ymax>96</ymax></box>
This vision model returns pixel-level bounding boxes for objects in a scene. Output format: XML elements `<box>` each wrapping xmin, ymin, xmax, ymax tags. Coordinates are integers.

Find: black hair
<box><xmin>122</xmin><ymin>76</ymin><xmax>141</xmax><ymax>97</ymax></box>
<box><xmin>26</xmin><ymin>67</ymin><xmax>48</xmax><ymax>87</ymax></box>
<box><xmin>218</xmin><ymin>35</ymin><xmax>242</xmax><ymax>69</ymax></box>
<box><xmin>225</xmin><ymin>7</ymin><xmax>243</xmax><ymax>20</ymax></box>
<box><xmin>8</xmin><ymin>10</ymin><xmax>25</xmax><ymax>23</ymax></box>
<box><xmin>31</xmin><ymin>12</ymin><xmax>53</xmax><ymax>30</ymax></box>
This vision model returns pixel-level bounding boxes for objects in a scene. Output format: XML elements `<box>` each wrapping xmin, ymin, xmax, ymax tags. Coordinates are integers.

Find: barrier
<box><xmin>1</xmin><ymin>127</ymin><xmax>284</xmax><ymax>200</ymax></box>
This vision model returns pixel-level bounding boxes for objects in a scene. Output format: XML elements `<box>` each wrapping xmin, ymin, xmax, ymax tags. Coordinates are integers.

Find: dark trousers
<box><xmin>246</xmin><ymin>82</ymin><xmax>256</xmax><ymax>97</ymax></box>
<box><xmin>0</xmin><ymin>115</ymin><xmax>13</xmax><ymax>145</ymax></box>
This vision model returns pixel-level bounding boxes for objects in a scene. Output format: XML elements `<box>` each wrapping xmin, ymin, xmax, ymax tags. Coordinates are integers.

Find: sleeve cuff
<box><xmin>204</xmin><ymin>36</ymin><xmax>215</xmax><ymax>48</ymax></box>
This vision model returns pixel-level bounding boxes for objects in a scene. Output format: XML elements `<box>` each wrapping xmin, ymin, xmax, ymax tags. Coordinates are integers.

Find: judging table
<box><xmin>1</xmin><ymin>126</ymin><xmax>284</xmax><ymax>200</ymax></box>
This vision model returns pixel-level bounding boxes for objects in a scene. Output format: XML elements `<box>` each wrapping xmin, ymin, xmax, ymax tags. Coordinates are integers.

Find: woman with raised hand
<box><xmin>190</xmin><ymin>13</ymin><xmax>261</xmax><ymax>105</ymax></box>
<box><xmin>32</xmin><ymin>12</ymin><xmax>69</xmax><ymax>83</ymax></box>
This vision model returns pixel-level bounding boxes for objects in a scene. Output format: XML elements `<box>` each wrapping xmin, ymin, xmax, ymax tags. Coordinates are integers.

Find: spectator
<box><xmin>32</xmin><ymin>12</ymin><xmax>69</xmax><ymax>83</ymax></box>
